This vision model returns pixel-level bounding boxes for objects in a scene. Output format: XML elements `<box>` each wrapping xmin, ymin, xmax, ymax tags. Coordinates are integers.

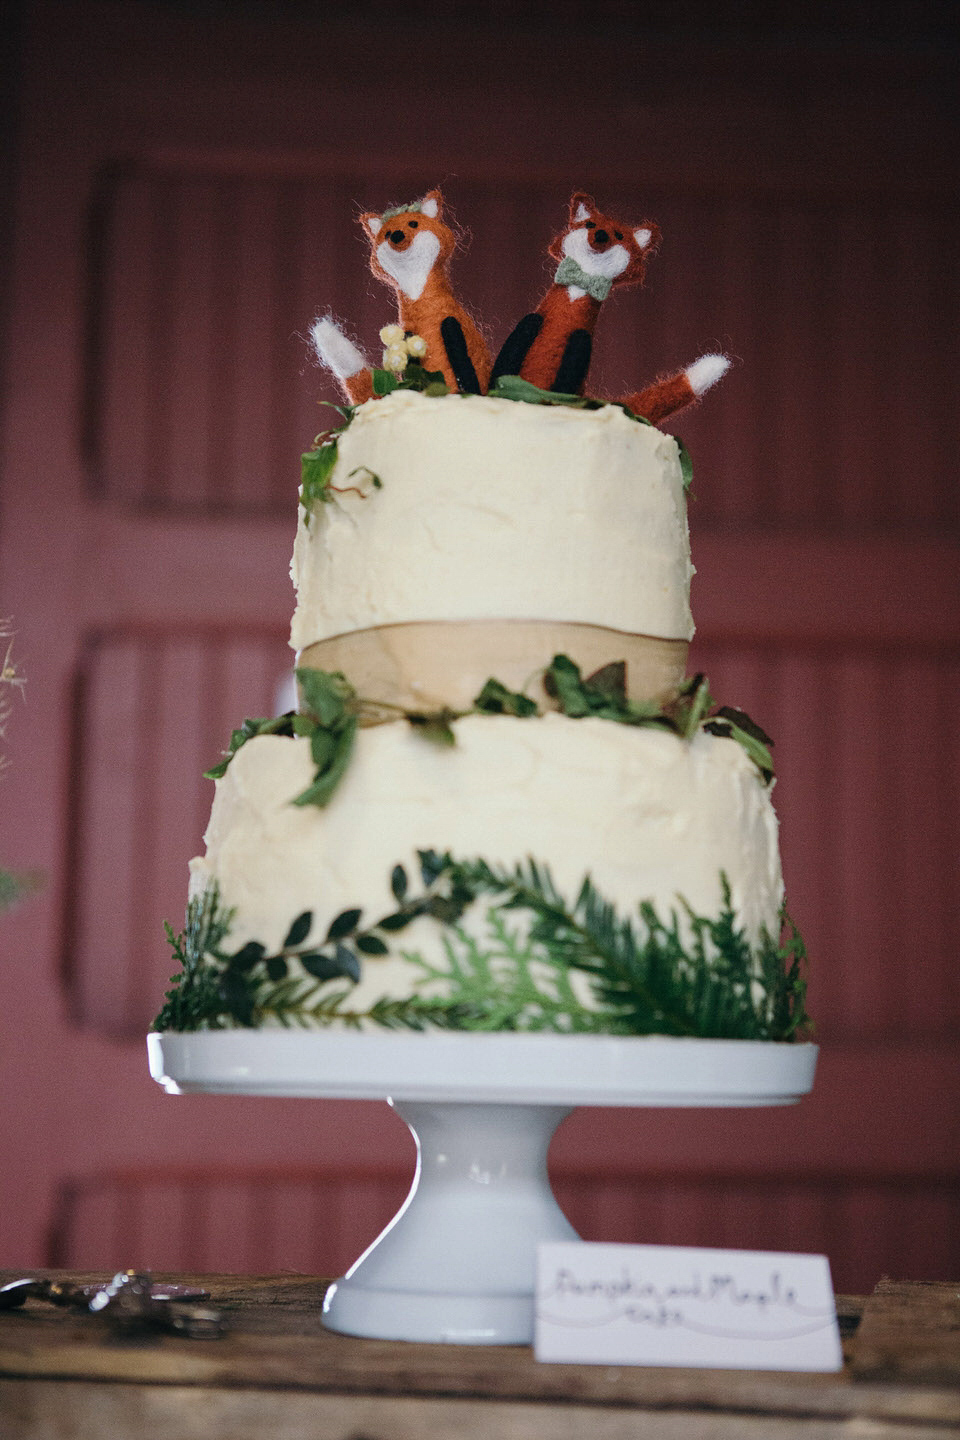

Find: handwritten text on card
<box><xmin>535</xmin><ymin>1243</ymin><xmax>843</xmax><ymax>1371</ymax></box>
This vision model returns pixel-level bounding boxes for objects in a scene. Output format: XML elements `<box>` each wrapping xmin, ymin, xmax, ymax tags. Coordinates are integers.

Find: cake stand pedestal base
<box><xmin>322</xmin><ymin>1100</ymin><xmax>576</xmax><ymax>1345</ymax></box>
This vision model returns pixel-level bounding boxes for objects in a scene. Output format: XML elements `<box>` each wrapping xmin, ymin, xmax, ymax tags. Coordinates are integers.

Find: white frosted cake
<box><xmin>156</xmin><ymin>385</ymin><xmax>807</xmax><ymax>1041</ymax></box>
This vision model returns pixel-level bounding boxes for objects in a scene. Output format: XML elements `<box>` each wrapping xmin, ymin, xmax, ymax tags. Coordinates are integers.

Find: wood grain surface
<box><xmin>2</xmin><ymin>1272</ymin><xmax>959</xmax><ymax>1438</ymax></box>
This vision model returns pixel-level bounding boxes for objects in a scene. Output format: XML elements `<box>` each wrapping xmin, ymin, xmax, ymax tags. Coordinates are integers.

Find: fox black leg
<box><xmin>552</xmin><ymin>329</ymin><xmax>592</xmax><ymax>394</ymax></box>
<box><xmin>489</xmin><ymin>313</ymin><xmax>543</xmax><ymax>386</ymax></box>
<box><xmin>440</xmin><ymin>316</ymin><xmax>482</xmax><ymax>394</ymax></box>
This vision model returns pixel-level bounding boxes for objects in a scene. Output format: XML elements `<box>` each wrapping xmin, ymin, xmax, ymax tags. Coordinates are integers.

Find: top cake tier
<box><xmin>290</xmin><ymin>391</ymin><xmax>695</xmax><ymax>652</ymax></box>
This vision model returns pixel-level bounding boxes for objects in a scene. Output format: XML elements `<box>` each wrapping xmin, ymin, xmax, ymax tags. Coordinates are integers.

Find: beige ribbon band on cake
<box><xmin>297</xmin><ymin>621</ymin><xmax>688</xmax><ymax>721</ymax></box>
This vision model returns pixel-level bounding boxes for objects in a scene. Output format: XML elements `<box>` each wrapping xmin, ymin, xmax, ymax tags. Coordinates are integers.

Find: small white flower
<box><xmin>383</xmin><ymin>344</ymin><xmax>408</xmax><ymax>373</ymax></box>
<box><xmin>406</xmin><ymin>333</ymin><xmax>428</xmax><ymax>358</ymax></box>
<box><xmin>379</xmin><ymin>323</ymin><xmax>405</xmax><ymax>346</ymax></box>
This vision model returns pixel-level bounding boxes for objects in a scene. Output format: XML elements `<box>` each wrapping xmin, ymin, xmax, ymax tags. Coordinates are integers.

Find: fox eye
<box><xmin>614</xmin><ymin>230</ymin><xmax>623</xmax><ymax>240</ymax></box>
<box><xmin>584</xmin><ymin>220</ymin><xmax>595</xmax><ymax>228</ymax></box>
<box><xmin>408</xmin><ymin>219</ymin><xmax>418</xmax><ymax>228</ymax></box>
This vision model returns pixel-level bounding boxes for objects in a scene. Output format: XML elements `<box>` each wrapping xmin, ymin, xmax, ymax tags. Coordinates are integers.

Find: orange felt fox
<box><xmin>491</xmin><ymin>192</ymin><xmax>728</xmax><ymax>421</ymax></box>
<box><xmin>363</xmin><ymin>190</ymin><xmax>491</xmax><ymax>395</ymax></box>
<box><xmin>490</xmin><ymin>192</ymin><xmax>659</xmax><ymax>394</ymax></box>
<box><xmin>311</xmin><ymin>190</ymin><xmax>491</xmax><ymax>403</ymax></box>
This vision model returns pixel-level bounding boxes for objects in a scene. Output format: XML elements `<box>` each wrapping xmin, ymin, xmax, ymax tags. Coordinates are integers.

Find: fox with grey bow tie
<box><xmin>490</xmin><ymin>192</ymin><xmax>729</xmax><ymax>424</ymax></box>
<box><xmin>490</xmin><ymin>192</ymin><xmax>659</xmax><ymax>396</ymax></box>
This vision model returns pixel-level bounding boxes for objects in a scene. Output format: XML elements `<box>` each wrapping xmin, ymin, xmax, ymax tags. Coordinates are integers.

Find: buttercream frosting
<box><xmin>290</xmin><ymin>391</ymin><xmax>694</xmax><ymax>651</ymax></box>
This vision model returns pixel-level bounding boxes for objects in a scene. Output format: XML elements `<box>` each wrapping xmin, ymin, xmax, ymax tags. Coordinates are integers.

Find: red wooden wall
<box><xmin>1</xmin><ymin>0</ymin><xmax>958</xmax><ymax>1296</ymax></box>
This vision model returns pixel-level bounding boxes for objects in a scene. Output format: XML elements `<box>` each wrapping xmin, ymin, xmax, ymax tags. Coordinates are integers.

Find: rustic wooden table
<box><xmin>1</xmin><ymin>1272</ymin><xmax>958</xmax><ymax>1438</ymax></box>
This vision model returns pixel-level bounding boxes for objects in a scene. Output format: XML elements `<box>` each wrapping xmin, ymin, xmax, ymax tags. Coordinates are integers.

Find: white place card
<box><xmin>535</xmin><ymin>1243</ymin><xmax>843</xmax><ymax>1371</ymax></box>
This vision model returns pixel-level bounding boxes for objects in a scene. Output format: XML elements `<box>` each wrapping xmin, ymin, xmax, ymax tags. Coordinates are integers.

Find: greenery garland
<box><xmin>202</xmin><ymin>659</ymin><xmax>774</xmax><ymax>814</ymax></box>
<box><xmin>155</xmin><ymin>851</ymin><xmax>809</xmax><ymax>1041</ymax></box>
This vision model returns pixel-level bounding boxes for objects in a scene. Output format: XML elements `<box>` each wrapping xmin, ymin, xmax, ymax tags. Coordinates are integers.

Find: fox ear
<box><xmin>633</xmin><ymin>220</ymin><xmax>661</xmax><ymax>252</ymax></box>
<box><xmin>420</xmin><ymin>189</ymin><xmax>442</xmax><ymax>218</ymax></box>
<box><xmin>361</xmin><ymin>211</ymin><xmax>382</xmax><ymax>238</ymax></box>
<box><xmin>569</xmin><ymin>191</ymin><xmax>595</xmax><ymax>224</ymax></box>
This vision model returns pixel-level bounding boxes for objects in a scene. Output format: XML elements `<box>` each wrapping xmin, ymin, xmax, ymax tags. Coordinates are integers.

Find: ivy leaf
<box><xmin>292</xmin><ymin>718</ymin><xmax>357</xmax><ymax>808</ymax></box>
<box><xmin>372</xmin><ymin>368</ymin><xmax>400</xmax><ymax>396</ymax></box>
<box><xmin>715</xmin><ymin>706</ymin><xmax>773</xmax><ymax>748</ymax></box>
<box><xmin>326</xmin><ymin>907</ymin><xmax>362</xmax><ymax>942</ymax></box>
<box><xmin>583</xmin><ymin>661</ymin><xmax>627</xmax><ymax>705</ymax></box>
<box><xmin>295</xmin><ymin>667</ymin><xmax>354</xmax><ymax>729</ymax></box>
<box><xmin>284</xmin><ymin>911</ymin><xmax>313</xmax><ymax>949</ymax></box>
<box><xmin>676</xmin><ymin>436</ymin><xmax>693</xmax><ymax>492</ymax></box>
<box><xmin>473</xmin><ymin>677</ymin><xmax>538</xmax><ymax>717</ymax></box>
<box><xmin>543</xmin><ymin>654</ymin><xmax>592</xmax><ymax>716</ymax></box>
<box><xmin>300</xmin><ymin>442</ymin><xmax>339</xmax><ymax>511</ymax></box>
<box><xmin>704</xmin><ymin>719</ymin><xmax>774</xmax><ymax>784</ymax></box>
<box><xmin>356</xmin><ymin>934</ymin><xmax>389</xmax><ymax>956</ymax></box>
<box><xmin>310</xmin><ymin>726</ymin><xmax>337</xmax><ymax>769</ymax></box>
<box><xmin>203</xmin><ymin>714</ymin><xmax>295</xmax><ymax>780</ymax></box>
<box><xmin>489</xmin><ymin>375</ymin><xmax>588</xmax><ymax>407</ymax></box>
<box><xmin>407</xmin><ymin>710</ymin><xmax>457</xmax><ymax>746</ymax></box>
<box><xmin>391</xmin><ymin>864</ymin><xmax>408</xmax><ymax>901</ymax></box>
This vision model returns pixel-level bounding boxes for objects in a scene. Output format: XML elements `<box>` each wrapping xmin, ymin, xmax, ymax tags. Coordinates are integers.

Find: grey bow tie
<box><xmin>554</xmin><ymin>257</ymin><xmax>612</xmax><ymax>302</ymax></box>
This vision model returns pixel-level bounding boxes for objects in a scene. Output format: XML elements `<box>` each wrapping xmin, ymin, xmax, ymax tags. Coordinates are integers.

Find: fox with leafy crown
<box><xmin>311</xmin><ymin>189</ymin><xmax>491</xmax><ymax>404</ymax></box>
<box><xmin>491</xmin><ymin>191</ymin><xmax>728</xmax><ymax>422</ymax></box>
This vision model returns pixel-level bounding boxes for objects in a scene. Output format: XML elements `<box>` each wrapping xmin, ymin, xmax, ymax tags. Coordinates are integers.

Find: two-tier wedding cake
<box><xmin>154</xmin><ymin>190</ymin><xmax>807</xmax><ymax>1044</ymax></box>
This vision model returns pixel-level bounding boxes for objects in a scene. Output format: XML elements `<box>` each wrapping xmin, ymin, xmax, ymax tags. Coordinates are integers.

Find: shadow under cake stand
<box><xmin>148</xmin><ymin>1031</ymin><xmax>817</xmax><ymax>1346</ymax></box>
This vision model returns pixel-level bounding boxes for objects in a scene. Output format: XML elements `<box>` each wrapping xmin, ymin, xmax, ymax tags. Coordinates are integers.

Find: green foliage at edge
<box><xmin>154</xmin><ymin>851</ymin><xmax>809</xmax><ymax>1042</ymax></box>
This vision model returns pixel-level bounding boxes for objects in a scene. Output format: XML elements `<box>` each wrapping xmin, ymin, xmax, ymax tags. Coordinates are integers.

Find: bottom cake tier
<box><xmin>156</xmin><ymin>712</ymin><xmax>808</xmax><ymax>1040</ymax></box>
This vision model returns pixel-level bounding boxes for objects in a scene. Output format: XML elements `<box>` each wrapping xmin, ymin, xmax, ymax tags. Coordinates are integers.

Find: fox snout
<box><xmin>587</xmin><ymin>225</ymin><xmax>625</xmax><ymax>250</ymax></box>
<box><xmin>384</xmin><ymin>221</ymin><xmax>422</xmax><ymax>248</ymax></box>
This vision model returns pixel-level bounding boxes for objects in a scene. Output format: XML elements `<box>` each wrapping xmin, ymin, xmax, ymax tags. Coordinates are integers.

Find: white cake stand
<box><xmin>148</xmin><ymin>1031</ymin><xmax>817</xmax><ymax>1345</ymax></box>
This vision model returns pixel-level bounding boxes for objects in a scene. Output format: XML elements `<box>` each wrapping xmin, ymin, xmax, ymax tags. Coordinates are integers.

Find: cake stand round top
<box><xmin>148</xmin><ymin>1030</ymin><xmax>817</xmax><ymax>1107</ymax></box>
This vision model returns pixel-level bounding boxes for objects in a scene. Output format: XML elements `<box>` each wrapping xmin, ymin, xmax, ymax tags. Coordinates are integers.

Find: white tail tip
<box><xmin>310</xmin><ymin>316</ymin><xmax>367</xmax><ymax>380</ymax></box>
<box><xmin>686</xmin><ymin>353</ymin><xmax>730</xmax><ymax>396</ymax></box>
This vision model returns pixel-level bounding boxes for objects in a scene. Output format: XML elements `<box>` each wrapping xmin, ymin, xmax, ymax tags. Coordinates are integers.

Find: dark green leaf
<box><xmin>473</xmin><ymin>677</ymin><xmax>538</xmax><ymax>717</ymax></box>
<box><xmin>310</xmin><ymin>726</ymin><xmax>337</xmax><ymax>769</ymax></box>
<box><xmin>544</xmin><ymin>654</ymin><xmax>592</xmax><ymax>716</ymax></box>
<box><xmin>266</xmin><ymin>955</ymin><xmax>289</xmax><ymax>982</ymax></box>
<box><xmin>300</xmin><ymin>442</ymin><xmax>339</xmax><ymax>510</ymax></box>
<box><xmin>372</xmin><ymin>368</ymin><xmax>400</xmax><ymax>395</ymax></box>
<box><xmin>378</xmin><ymin>910</ymin><xmax>416</xmax><ymax>932</ymax></box>
<box><xmin>418</xmin><ymin>849</ymin><xmax>448</xmax><ymax>886</ymax></box>
<box><xmin>584</xmin><ymin>661</ymin><xmax>627</xmax><ymax>705</ymax></box>
<box><xmin>226</xmin><ymin>940</ymin><xmax>266</xmax><ymax>973</ymax></box>
<box><xmin>714</xmin><ymin>706</ymin><xmax>773</xmax><ymax>748</ymax></box>
<box><xmin>218</xmin><ymin>971</ymin><xmax>255</xmax><ymax>1026</ymax></box>
<box><xmin>283</xmin><ymin>911</ymin><xmax>313</xmax><ymax>949</ymax></box>
<box><xmin>408</xmin><ymin>710</ymin><xmax>457</xmax><ymax>746</ymax></box>
<box><xmin>326</xmin><ymin>907</ymin><xmax>362</xmax><ymax>941</ymax></box>
<box><xmin>334</xmin><ymin>943</ymin><xmax>362</xmax><ymax>983</ymax></box>
<box><xmin>676</xmin><ymin>436</ymin><xmax>693</xmax><ymax>492</ymax></box>
<box><xmin>294</xmin><ymin>667</ymin><xmax>354</xmax><ymax>729</ymax></box>
<box><xmin>356</xmin><ymin>934</ymin><xmax>389</xmax><ymax>956</ymax></box>
<box><xmin>391</xmin><ymin>864</ymin><xmax>408</xmax><ymax>901</ymax></box>
<box><xmin>299</xmin><ymin>948</ymin><xmax>360</xmax><ymax>983</ymax></box>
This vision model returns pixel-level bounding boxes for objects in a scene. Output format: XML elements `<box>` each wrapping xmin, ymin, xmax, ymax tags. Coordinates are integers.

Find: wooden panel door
<box><xmin>1</xmin><ymin>1</ymin><xmax>958</xmax><ymax>1294</ymax></box>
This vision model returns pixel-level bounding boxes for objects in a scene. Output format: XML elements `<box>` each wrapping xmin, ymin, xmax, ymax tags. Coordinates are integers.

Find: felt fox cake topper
<box><xmin>490</xmin><ymin>191</ymin><xmax>660</xmax><ymax>394</ymax></box>
<box><xmin>310</xmin><ymin>187</ymin><xmax>728</xmax><ymax>425</ymax></box>
<box><xmin>311</xmin><ymin>190</ymin><xmax>491</xmax><ymax>404</ymax></box>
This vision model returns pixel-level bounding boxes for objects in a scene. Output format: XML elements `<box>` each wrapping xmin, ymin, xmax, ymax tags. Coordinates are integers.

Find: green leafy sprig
<box><xmin>203</xmin><ymin>667</ymin><xmax>357</xmax><ymax>808</ymax></box>
<box><xmin>156</xmin><ymin>850</ymin><xmax>809</xmax><ymax>1040</ymax></box>
<box><xmin>544</xmin><ymin>658</ymin><xmax>773</xmax><ymax>781</ymax></box>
